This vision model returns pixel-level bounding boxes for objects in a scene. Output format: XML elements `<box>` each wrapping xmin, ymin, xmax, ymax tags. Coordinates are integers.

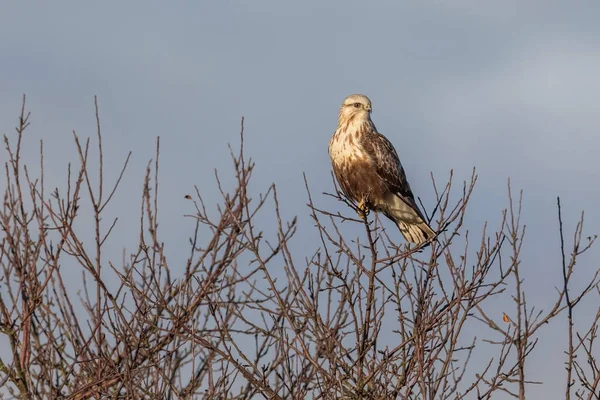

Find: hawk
<box><xmin>328</xmin><ymin>94</ymin><xmax>435</xmax><ymax>244</ymax></box>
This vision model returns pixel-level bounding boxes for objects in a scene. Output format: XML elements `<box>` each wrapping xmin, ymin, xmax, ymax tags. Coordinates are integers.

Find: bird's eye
<box><xmin>353</xmin><ymin>103</ymin><xmax>361</xmax><ymax>108</ymax></box>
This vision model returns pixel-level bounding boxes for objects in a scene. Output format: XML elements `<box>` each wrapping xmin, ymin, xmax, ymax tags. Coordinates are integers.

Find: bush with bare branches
<box><xmin>1</xmin><ymin>97</ymin><xmax>599</xmax><ymax>399</ymax></box>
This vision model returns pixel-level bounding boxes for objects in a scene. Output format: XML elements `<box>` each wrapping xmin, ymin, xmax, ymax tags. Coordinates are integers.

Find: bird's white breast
<box><xmin>329</xmin><ymin>121</ymin><xmax>368</xmax><ymax>165</ymax></box>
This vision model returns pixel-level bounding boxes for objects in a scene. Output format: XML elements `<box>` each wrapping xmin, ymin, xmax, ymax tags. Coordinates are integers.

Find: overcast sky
<box><xmin>2</xmin><ymin>2</ymin><xmax>600</xmax><ymax>398</ymax></box>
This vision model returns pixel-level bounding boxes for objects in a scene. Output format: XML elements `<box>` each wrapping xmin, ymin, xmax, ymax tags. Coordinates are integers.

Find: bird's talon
<box><xmin>357</xmin><ymin>200</ymin><xmax>369</xmax><ymax>217</ymax></box>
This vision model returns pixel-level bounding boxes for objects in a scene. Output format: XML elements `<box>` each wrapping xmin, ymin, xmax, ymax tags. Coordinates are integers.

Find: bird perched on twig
<box><xmin>328</xmin><ymin>94</ymin><xmax>435</xmax><ymax>244</ymax></box>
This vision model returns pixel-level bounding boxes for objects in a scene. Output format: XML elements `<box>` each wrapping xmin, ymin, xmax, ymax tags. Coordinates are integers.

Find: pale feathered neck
<box><xmin>336</xmin><ymin>114</ymin><xmax>377</xmax><ymax>135</ymax></box>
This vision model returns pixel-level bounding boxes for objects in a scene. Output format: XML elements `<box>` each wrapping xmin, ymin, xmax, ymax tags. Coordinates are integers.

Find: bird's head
<box><xmin>338</xmin><ymin>94</ymin><xmax>373</xmax><ymax>125</ymax></box>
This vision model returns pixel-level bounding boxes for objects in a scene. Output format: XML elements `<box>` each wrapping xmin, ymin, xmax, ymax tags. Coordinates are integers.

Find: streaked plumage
<box><xmin>328</xmin><ymin>94</ymin><xmax>435</xmax><ymax>244</ymax></box>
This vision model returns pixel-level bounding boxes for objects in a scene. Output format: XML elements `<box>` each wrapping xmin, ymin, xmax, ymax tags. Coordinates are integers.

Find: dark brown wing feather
<box><xmin>359</xmin><ymin>130</ymin><xmax>429</xmax><ymax>222</ymax></box>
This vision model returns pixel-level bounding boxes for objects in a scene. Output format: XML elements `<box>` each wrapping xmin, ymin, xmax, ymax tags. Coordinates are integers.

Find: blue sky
<box><xmin>2</xmin><ymin>2</ymin><xmax>600</xmax><ymax>397</ymax></box>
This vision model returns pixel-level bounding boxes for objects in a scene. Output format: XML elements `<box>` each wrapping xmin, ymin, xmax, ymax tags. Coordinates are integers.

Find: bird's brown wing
<box><xmin>360</xmin><ymin>130</ymin><xmax>429</xmax><ymax>222</ymax></box>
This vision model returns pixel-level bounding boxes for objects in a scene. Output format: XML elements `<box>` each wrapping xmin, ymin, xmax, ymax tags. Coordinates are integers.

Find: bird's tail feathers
<box><xmin>396</xmin><ymin>220</ymin><xmax>435</xmax><ymax>245</ymax></box>
<box><xmin>385</xmin><ymin>194</ymin><xmax>436</xmax><ymax>245</ymax></box>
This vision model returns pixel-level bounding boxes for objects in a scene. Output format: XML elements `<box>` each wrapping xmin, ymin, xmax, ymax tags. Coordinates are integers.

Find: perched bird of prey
<box><xmin>328</xmin><ymin>94</ymin><xmax>435</xmax><ymax>244</ymax></box>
